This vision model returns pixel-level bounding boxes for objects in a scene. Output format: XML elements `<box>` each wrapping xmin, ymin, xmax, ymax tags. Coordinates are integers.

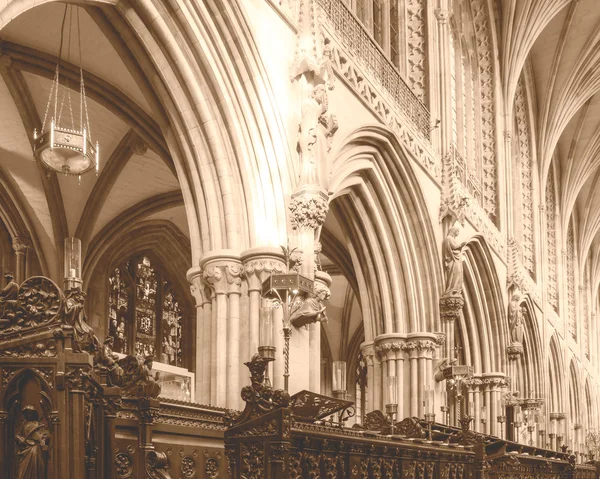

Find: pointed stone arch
<box><xmin>459</xmin><ymin>236</ymin><xmax>506</xmax><ymax>374</ymax></box>
<box><xmin>328</xmin><ymin>124</ymin><xmax>442</xmax><ymax>339</ymax></box>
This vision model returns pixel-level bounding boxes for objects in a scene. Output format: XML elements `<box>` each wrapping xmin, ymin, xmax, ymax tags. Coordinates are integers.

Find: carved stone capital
<box><xmin>187</xmin><ymin>266</ymin><xmax>205</xmax><ymax>306</ymax></box>
<box><xmin>434</xmin><ymin>332</ymin><xmax>446</xmax><ymax>346</ymax></box>
<box><xmin>374</xmin><ymin>341</ymin><xmax>404</xmax><ymax>361</ymax></box>
<box><xmin>201</xmin><ymin>254</ymin><xmax>243</xmax><ymax>295</ymax></box>
<box><xmin>434</xmin><ymin>8</ymin><xmax>449</xmax><ymax>24</ymax></box>
<box><xmin>289</xmin><ymin>189</ymin><xmax>329</xmax><ymax>230</ymax></box>
<box><xmin>507</xmin><ymin>343</ymin><xmax>524</xmax><ymax>359</ymax></box>
<box><xmin>550</xmin><ymin>412</ymin><xmax>567</xmax><ymax>421</ymax></box>
<box><xmin>12</xmin><ymin>236</ymin><xmax>29</xmax><ymax>254</ymax></box>
<box><xmin>482</xmin><ymin>376</ymin><xmax>509</xmax><ymax>389</ymax></box>
<box><xmin>439</xmin><ymin>296</ymin><xmax>464</xmax><ymax>321</ymax></box>
<box><xmin>241</xmin><ymin>248</ymin><xmax>287</xmax><ymax>291</ymax></box>
<box><xmin>361</xmin><ymin>343</ymin><xmax>376</xmax><ymax>365</ymax></box>
<box><xmin>464</xmin><ymin>378</ymin><xmax>482</xmax><ymax>391</ymax></box>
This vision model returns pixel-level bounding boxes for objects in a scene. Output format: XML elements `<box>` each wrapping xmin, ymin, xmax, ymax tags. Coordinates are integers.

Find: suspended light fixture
<box><xmin>33</xmin><ymin>5</ymin><xmax>98</xmax><ymax>181</ymax></box>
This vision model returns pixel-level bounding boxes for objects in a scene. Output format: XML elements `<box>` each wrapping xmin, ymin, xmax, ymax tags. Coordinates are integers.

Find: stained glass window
<box><xmin>108</xmin><ymin>267</ymin><xmax>130</xmax><ymax>354</ymax></box>
<box><xmin>162</xmin><ymin>286</ymin><xmax>183</xmax><ymax>366</ymax></box>
<box><xmin>135</xmin><ymin>256</ymin><xmax>157</xmax><ymax>357</ymax></box>
<box><xmin>108</xmin><ymin>254</ymin><xmax>187</xmax><ymax>367</ymax></box>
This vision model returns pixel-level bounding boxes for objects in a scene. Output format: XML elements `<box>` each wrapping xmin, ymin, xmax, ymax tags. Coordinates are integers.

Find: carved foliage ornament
<box><xmin>289</xmin><ymin>194</ymin><xmax>329</xmax><ymax>230</ymax></box>
<box><xmin>0</xmin><ymin>276</ymin><xmax>62</xmax><ymax>332</ymax></box>
<box><xmin>115</xmin><ymin>452</ymin><xmax>133</xmax><ymax>478</ymax></box>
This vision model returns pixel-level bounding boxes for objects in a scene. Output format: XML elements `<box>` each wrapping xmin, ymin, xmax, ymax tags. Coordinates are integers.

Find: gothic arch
<box><xmin>512</xmin><ymin>297</ymin><xmax>544</xmax><ymax>398</ymax></box>
<box><xmin>459</xmin><ymin>236</ymin><xmax>506</xmax><ymax>373</ymax></box>
<box><xmin>0</xmin><ymin>0</ymin><xmax>291</xmax><ymax>261</ymax></box>
<box><xmin>569</xmin><ymin>359</ymin><xmax>582</xmax><ymax>426</ymax></box>
<box><xmin>548</xmin><ymin>333</ymin><xmax>565</xmax><ymax>414</ymax></box>
<box><xmin>328</xmin><ymin>124</ymin><xmax>442</xmax><ymax>339</ymax></box>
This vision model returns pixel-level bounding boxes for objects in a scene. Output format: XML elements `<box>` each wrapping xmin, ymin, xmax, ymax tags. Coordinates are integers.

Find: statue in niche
<box><xmin>442</xmin><ymin>227</ymin><xmax>467</xmax><ymax>298</ymax></box>
<box><xmin>0</xmin><ymin>271</ymin><xmax>19</xmax><ymax>319</ymax></box>
<box><xmin>289</xmin><ymin>286</ymin><xmax>329</xmax><ymax>328</ymax></box>
<box><xmin>297</xmin><ymin>84</ymin><xmax>338</xmax><ymax>186</ymax></box>
<box><xmin>508</xmin><ymin>294</ymin><xmax>524</xmax><ymax>345</ymax></box>
<box><xmin>64</xmin><ymin>289</ymin><xmax>96</xmax><ymax>353</ymax></box>
<box><xmin>15</xmin><ymin>405</ymin><xmax>50</xmax><ymax>479</ymax></box>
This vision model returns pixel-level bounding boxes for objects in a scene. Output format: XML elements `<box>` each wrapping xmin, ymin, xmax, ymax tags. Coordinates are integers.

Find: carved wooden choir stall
<box><xmin>0</xmin><ymin>275</ymin><xmax>598</xmax><ymax>478</ymax></box>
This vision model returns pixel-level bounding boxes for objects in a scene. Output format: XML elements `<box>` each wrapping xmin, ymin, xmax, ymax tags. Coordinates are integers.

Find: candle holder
<box><xmin>557</xmin><ymin>435</ymin><xmax>564</xmax><ymax>452</ymax></box>
<box><xmin>539</xmin><ymin>429</ymin><xmax>546</xmax><ymax>449</ymax></box>
<box><xmin>515</xmin><ymin>421</ymin><xmax>522</xmax><ymax>442</ymax></box>
<box><xmin>259</xmin><ymin>301</ymin><xmax>276</xmax><ymax>388</ymax></box>
<box><xmin>497</xmin><ymin>415</ymin><xmax>506</xmax><ymax>439</ymax></box>
<box><xmin>424</xmin><ymin>413</ymin><xmax>436</xmax><ymax>441</ymax></box>
<box><xmin>527</xmin><ymin>424</ymin><xmax>535</xmax><ymax>446</ymax></box>
<box><xmin>385</xmin><ymin>403</ymin><xmax>398</xmax><ymax>435</ymax></box>
<box><xmin>549</xmin><ymin>432</ymin><xmax>556</xmax><ymax>450</ymax></box>
<box><xmin>560</xmin><ymin>445</ymin><xmax>568</xmax><ymax>453</ymax></box>
<box><xmin>441</xmin><ymin>405</ymin><xmax>450</xmax><ymax>425</ymax></box>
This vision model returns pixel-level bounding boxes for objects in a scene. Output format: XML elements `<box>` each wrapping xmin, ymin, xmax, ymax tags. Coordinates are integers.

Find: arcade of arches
<box><xmin>1</xmin><ymin>0</ymin><xmax>600</xmax><ymax>464</ymax></box>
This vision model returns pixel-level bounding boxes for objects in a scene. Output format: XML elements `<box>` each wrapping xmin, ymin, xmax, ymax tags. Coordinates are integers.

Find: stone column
<box><xmin>240</xmin><ymin>247</ymin><xmax>286</xmax><ymax>360</ymax></box>
<box><xmin>201</xmin><ymin>252</ymin><xmax>243</xmax><ymax>409</ymax></box>
<box><xmin>361</xmin><ymin>342</ymin><xmax>375</xmax><ymax>413</ymax></box>
<box><xmin>288</xmin><ymin>187</ymin><xmax>329</xmax><ymax>394</ymax></box>
<box><xmin>439</xmin><ymin>296</ymin><xmax>463</xmax><ymax>363</ymax></box>
<box><xmin>482</xmin><ymin>381</ymin><xmax>491</xmax><ymax>435</ymax></box>
<box><xmin>405</xmin><ymin>341</ymin><xmax>419</xmax><ymax>417</ymax></box>
<box><xmin>12</xmin><ymin>236</ymin><xmax>29</xmax><ymax>283</ymax></box>
<box><xmin>433</xmin><ymin>7</ymin><xmax>451</xmax><ymax>151</ymax></box>
<box><xmin>483</xmin><ymin>373</ymin><xmax>508</xmax><ymax>437</ymax></box>
<box><xmin>187</xmin><ymin>266</ymin><xmax>208</xmax><ymax>404</ymax></box>
<box><xmin>374</xmin><ymin>335</ymin><xmax>405</xmax><ymax>415</ymax></box>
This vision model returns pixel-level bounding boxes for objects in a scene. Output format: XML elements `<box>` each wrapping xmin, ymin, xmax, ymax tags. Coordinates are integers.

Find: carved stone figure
<box><xmin>289</xmin><ymin>287</ymin><xmax>329</xmax><ymax>328</ymax></box>
<box><xmin>64</xmin><ymin>289</ymin><xmax>96</xmax><ymax>353</ymax></box>
<box><xmin>297</xmin><ymin>84</ymin><xmax>338</xmax><ymax>186</ymax></box>
<box><xmin>0</xmin><ymin>271</ymin><xmax>19</xmax><ymax>319</ymax></box>
<box><xmin>442</xmin><ymin>227</ymin><xmax>466</xmax><ymax>298</ymax></box>
<box><xmin>15</xmin><ymin>406</ymin><xmax>50</xmax><ymax>479</ymax></box>
<box><xmin>508</xmin><ymin>294</ymin><xmax>524</xmax><ymax>344</ymax></box>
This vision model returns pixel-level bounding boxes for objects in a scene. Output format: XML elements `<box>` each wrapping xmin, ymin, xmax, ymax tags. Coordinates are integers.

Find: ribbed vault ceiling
<box><xmin>0</xmin><ymin>2</ymin><xmax>189</xmax><ymax>279</ymax></box>
<box><xmin>501</xmin><ymin>0</ymin><xmax>600</xmax><ymax>293</ymax></box>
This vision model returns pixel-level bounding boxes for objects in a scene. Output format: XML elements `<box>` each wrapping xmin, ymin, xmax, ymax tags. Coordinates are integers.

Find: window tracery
<box><xmin>469</xmin><ymin>0</ymin><xmax>497</xmax><ymax>220</ymax></box>
<box><xmin>545</xmin><ymin>169</ymin><xmax>559</xmax><ymax>312</ymax></box>
<box><xmin>515</xmin><ymin>77</ymin><xmax>535</xmax><ymax>275</ymax></box>
<box><xmin>107</xmin><ymin>255</ymin><xmax>186</xmax><ymax>367</ymax></box>
<box><xmin>567</xmin><ymin>223</ymin><xmax>576</xmax><ymax>340</ymax></box>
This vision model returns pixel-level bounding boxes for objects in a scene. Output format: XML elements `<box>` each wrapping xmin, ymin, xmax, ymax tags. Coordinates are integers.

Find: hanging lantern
<box><xmin>33</xmin><ymin>5</ymin><xmax>99</xmax><ymax>178</ymax></box>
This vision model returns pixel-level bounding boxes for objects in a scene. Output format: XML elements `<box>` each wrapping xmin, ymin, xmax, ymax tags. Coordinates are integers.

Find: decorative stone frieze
<box><xmin>464</xmin><ymin>378</ymin><xmax>482</xmax><ymax>391</ymax></box>
<box><xmin>434</xmin><ymin>332</ymin><xmax>446</xmax><ymax>346</ymax></box>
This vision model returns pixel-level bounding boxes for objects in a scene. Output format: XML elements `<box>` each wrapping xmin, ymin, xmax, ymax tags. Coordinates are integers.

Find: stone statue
<box><xmin>442</xmin><ymin>227</ymin><xmax>466</xmax><ymax>298</ymax></box>
<box><xmin>289</xmin><ymin>287</ymin><xmax>329</xmax><ymax>328</ymax></box>
<box><xmin>15</xmin><ymin>406</ymin><xmax>50</xmax><ymax>479</ymax></box>
<box><xmin>64</xmin><ymin>289</ymin><xmax>96</xmax><ymax>353</ymax></box>
<box><xmin>0</xmin><ymin>271</ymin><xmax>19</xmax><ymax>319</ymax></box>
<box><xmin>297</xmin><ymin>84</ymin><xmax>338</xmax><ymax>186</ymax></box>
<box><xmin>508</xmin><ymin>294</ymin><xmax>524</xmax><ymax>344</ymax></box>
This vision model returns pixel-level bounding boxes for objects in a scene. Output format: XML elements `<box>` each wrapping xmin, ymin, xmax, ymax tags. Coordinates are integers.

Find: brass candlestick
<box><xmin>385</xmin><ymin>403</ymin><xmax>398</xmax><ymax>435</ymax></box>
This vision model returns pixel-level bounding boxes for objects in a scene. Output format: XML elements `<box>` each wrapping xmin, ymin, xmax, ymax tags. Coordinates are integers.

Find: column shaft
<box><xmin>227</xmin><ymin>292</ymin><xmax>241</xmax><ymax>408</ymax></box>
